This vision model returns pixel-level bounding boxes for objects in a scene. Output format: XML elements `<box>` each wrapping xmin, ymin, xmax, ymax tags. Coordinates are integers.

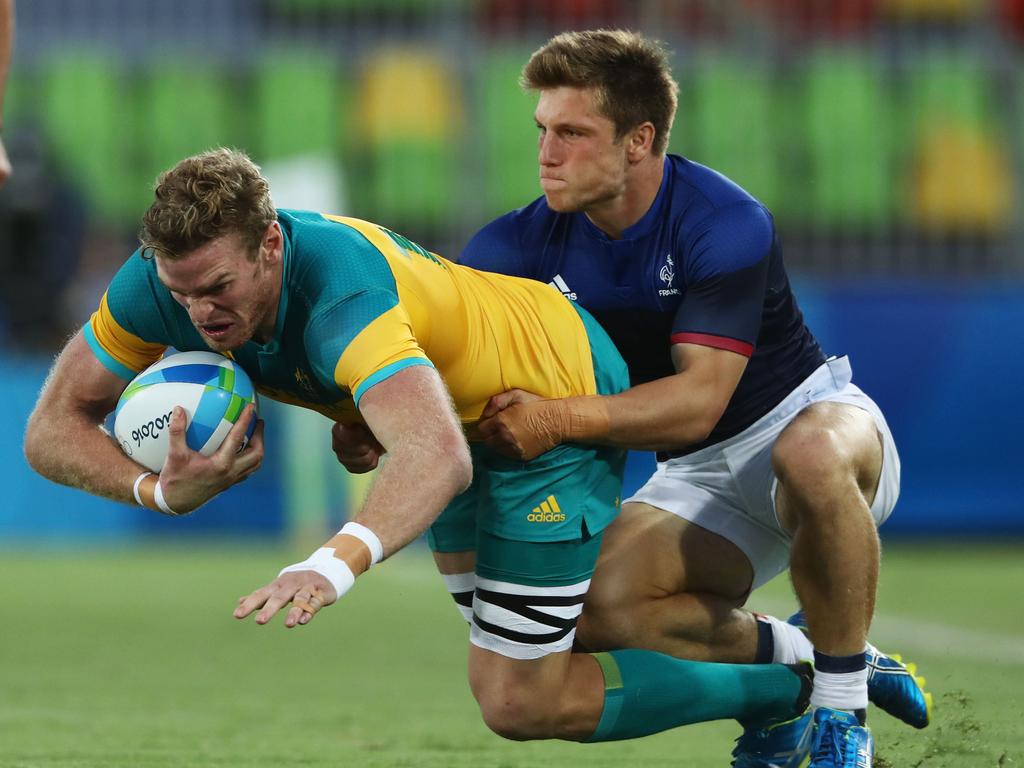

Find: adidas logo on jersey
<box><xmin>528</xmin><ymin>494</ymin><xmax>566</xmax><ymax>522</ymax></box>
<box><xmin>549</xmin><ymin>274</ymin><xmax>577</xmax><ymax>301</ymax></box>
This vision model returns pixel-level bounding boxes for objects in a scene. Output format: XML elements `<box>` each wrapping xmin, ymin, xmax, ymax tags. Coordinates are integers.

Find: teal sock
<box><xmin>585</xmin><ymin>649</ymin><xmax>805</xmax><ymax>742</ymax></box>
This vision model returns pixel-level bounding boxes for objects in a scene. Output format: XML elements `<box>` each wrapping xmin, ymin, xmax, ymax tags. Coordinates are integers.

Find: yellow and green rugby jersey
<box><xmin>84</xmin><ymin>209</ymin><xmax>605</xmax><ymax>428</ymax></box>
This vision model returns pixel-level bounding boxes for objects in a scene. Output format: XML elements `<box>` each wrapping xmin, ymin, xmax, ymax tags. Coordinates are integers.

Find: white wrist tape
<box><xmin>132</xmin><ymin>472</ymin><xmax>153</xmax><ymax>507</ymax></box>
<box><xmin>279</xmin><ymin>547</ymin><xmax>356</xmax><ymax>600</ymax></box>
<box><xmin>153</xmin><ymin>479</ymin><xmax>178</xmax><ymax>515</ymax></box>
<box><xmin>339</xmin><ymin>521</ymin><xmax>384</xmax><ymax>566</ymax></box>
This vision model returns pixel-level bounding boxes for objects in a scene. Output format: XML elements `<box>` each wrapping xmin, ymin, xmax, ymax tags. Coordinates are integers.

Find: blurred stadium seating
<box><xmin>2</xmin><ymin>0</ymin><xmax>1019</xmax><ymax>274</ymax></box>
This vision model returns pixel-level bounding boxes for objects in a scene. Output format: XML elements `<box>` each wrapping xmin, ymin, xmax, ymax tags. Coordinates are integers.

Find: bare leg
<box><xmin>774</xmin><ymin>402</ymin><xmax>883</xmax><ymax>658</ymax></box>
<box><xmin>577</xmin><ymin>502</ymin><xmax>761</xmax><ymax>662</ymax></box>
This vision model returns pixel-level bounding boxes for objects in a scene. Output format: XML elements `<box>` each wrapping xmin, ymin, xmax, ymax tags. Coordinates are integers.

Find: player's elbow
<box><xmin>23</xmin><ymin>409</ymin><xmax>58</xmax><ymax>478</ymax></box>
<box><xmin>439</xmin><ymin>430</ymin><xmax>473</xmax><ymax>494</ymax></box>
<box><xmin>683</xmin><ymin>414</ymin><xmax>718</xmax><ymax>445</ymax></box>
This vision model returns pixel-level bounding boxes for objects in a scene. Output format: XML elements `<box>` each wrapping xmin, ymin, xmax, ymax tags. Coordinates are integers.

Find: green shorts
<box><xmin>427</xmin><ymin>304</ymin><xmax>629</xmax><ymax>588</ymax></box>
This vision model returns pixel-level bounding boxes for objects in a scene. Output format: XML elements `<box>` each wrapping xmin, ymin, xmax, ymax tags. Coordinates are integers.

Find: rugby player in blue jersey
<box><xmin>431</xmin><ymin>29</ymin><xmax>927</xmax><ymax>767</ymax></box>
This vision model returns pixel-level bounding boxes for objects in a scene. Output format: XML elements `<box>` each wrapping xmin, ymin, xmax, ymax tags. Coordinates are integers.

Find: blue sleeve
<box><xmin>458</xmin><ymin>214</ymin><xmax>533</xmax><ymax>278</ymax></box>
<box><xmin>671</xmin><ymin>202</ymin><xmax>774</xmax><ymax>356</ymax></box>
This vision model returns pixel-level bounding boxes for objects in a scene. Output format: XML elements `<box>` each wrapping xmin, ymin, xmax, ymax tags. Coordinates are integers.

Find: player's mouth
<box><xmin>199</xmin><ymin>322</ymin><xmax>233</xmax><ymax>340</ymax></box>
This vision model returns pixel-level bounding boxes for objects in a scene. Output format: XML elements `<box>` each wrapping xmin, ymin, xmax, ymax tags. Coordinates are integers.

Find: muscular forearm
<box><xmin>526</xmin><ymin>373</ymin><xmax>720</xmax><ymax>454</ymax></box>
<box><xmin>25</xmin><ymin>409</ymin><xmax>148</xmax><ymax>506</ymax></box>
<box><xmin>593</xmin><ymin>373</ymin><xmax>721</xmax><ymax>450</ymax></box>
<box><xmin>324</xmin><ymin>437</ymin><xmax>471</xmax><ymax>575</ymax></box>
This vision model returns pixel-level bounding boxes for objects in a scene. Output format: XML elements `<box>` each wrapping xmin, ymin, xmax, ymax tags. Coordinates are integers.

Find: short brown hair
<box><xmin>140</xmin><ymin>148</ymin><xmax>276</xmax><ymax>260</ymax></box>
<box><xmin>522</xmin><ymin>29</ymin><xmax>679</xmax><ymax>156</ymax></box>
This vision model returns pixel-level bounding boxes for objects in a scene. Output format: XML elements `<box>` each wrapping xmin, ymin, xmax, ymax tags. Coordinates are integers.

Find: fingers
<box><xmin>481</xmin><ymin>391</ymin><xmax>516</xmax><ymax>418</ymax></box>
<box><xmin>218</xmin><ymin>404</ymin><xmax>258</xmax><ymax>457</ymax></box>
<box><xmin>165</xmin><ymin>406</ymin><xmax>190</xmax><ymax>458</ymax></box>
<box><xmin>234</xmin><ymin>584</ymin><xmax>272</xmax><ymax>619</ymax></box>
<box><xmin>235</xmin><ymin>578</ymin><xmax>327</xmax><ymax>627</ymax></box>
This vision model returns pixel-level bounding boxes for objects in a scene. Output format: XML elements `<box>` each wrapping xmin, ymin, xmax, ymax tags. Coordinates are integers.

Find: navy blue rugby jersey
<box><xmin>460</xmin><ymin>154</ymin><xmax>825</xmax><ymax>454</ymax></box>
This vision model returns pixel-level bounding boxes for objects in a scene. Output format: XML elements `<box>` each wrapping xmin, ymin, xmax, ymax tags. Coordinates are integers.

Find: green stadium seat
<box><xmin>804</xmin><ymin>50</ymin><xmax>895</xmax><ymax>229</ymax></box>
<box><xmin>356</xmin><ymin>48</ymin><xmax>459</xmax><ymax>228</ymax></box>
<box><xmin>139</xmin><ymin>60</ymin><xmax>244</xmax><ymax>188</ymax></box>
<box><xmin>41</xmin><ymin>52</ymin><xmax>139</xmax><ymax>224</ymax></box>
<box><xmin>254</xmin><ymin>50</ymin><xmax>346</xmax><ymax>164</ymax></box>
<box><xmin>682</xmin><ymin>54</ymin><xmax>784</xmax><ymax>216</ymax></box>
<box><xmin>479</xmin><ymin>47</ymin><xmax>540</xmax><ymax>217</ymax></box>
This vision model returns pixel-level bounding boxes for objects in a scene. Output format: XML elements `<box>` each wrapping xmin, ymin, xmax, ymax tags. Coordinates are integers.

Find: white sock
<box><xmin>762</xmin><ymin>614</ymin><xmax>815</xmax><ymax>664</ymax></box>
<box><xmin>811</xmin><ymin>668</ymin><xmax>869</xmax><ymax>713</ymax></box>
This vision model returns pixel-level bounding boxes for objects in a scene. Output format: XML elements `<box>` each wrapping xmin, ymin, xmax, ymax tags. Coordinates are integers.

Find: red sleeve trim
<box><xmin>670</xmin><ymin>332</ymin><xmax>754</xmax><ymax>358</ymax></box>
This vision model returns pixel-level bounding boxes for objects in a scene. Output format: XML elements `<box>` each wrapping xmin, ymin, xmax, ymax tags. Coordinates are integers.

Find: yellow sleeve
<box><xmin>83</xmin><ymin>292</ymin><xmax>167</xmax><ymax>379</ymax></box>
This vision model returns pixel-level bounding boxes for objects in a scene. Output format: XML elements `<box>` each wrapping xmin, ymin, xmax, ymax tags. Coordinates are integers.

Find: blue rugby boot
<box><xmin>731</xmin><ymin>712</ymin><xmax>813</xmax><ymax>767</ymax></box>
<box><xmin>731</xmin><ymin>662</ymin><xmax>814</xmax><ymax>767</ymax></box>
<box><xmin>787</xmin><ymin>610</ymin><xmax>931</xmax><ymax>729</ymax></box>
<box><xmin>808</xmin><ymin>708</ymin><xmax>874</xmax><ymax>767</ymax></box>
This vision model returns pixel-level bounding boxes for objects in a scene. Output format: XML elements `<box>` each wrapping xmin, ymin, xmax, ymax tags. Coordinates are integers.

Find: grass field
<box><xmin>0</xmin><ymin>541</ymin><xmax>1020</xmax><ymax>767</ymax></box>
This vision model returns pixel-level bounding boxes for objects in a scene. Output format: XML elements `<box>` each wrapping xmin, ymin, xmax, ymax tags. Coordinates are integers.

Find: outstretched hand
<box><xmin>157</xmin><ymin>403</ymin><xmax>263</xmax><ymax>513</ymax></box>
<box><xmin>234</xmin><ymin>570</ymin><xmax>337</xmax><ymax>628</ymax></box>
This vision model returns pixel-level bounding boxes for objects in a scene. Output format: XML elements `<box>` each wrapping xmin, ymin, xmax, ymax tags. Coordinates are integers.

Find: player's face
<box><xmin>534</xmin><ymin>87</ymin><xmax>629</xmax><ymax>214</ymax></box>
<box><xmin>156</xmin><ymin>223</ymin><xmax>283</xmax><ymax>352</ymax></box>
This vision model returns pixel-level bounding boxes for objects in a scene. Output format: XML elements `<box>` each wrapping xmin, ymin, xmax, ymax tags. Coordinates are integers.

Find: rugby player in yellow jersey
<box><xmin>24</xmin><ymin>148</ymin><xmax>812</xmax><ymax>745</ymax></box>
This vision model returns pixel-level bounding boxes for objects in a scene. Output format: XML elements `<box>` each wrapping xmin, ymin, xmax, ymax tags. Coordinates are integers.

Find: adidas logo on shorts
<box><xmin>528</xmin><ymin>495</ymin><xmax>566</xmax><ymax>522</ymax></box>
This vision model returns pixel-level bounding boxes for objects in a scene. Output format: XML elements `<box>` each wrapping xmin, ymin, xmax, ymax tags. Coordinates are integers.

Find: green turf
<box><xmin>0</xmin><ymin>542</ymin><xmax>1020</xmax><ymax>767</ymax></box>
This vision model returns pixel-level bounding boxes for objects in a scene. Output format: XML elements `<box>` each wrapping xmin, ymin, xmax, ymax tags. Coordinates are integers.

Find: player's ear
<box><xmin>627</xmin><ymin>122</ymin><xmax>656</xmax><ymax>162</ymax></box>
<box><xmin>260</xmin><ymin>221</ymin><xmax>283</xmax><ymax>265</ymax></box>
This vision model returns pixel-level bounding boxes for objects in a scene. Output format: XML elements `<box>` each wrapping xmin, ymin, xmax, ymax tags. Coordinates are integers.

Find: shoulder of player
<box><xmin>666</xmin><ymin>155</ymin><xmax>770</xmax><ymax>217</ymax></box>
<box><xmin>460</xmin><ymin>196</ymin><xmax>554</xmax><ymax>273</ymax></box>
<box><xmin>106</xmin><ymin>248</ymin><xmax>178</xmax><ymax>313</ymax></box>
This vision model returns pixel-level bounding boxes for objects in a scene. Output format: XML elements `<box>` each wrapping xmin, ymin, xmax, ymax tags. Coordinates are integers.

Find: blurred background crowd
<box><xmin>1</xmin><ymin>0</ymin><xmax>1021</xmax><ymax>540</ymax></box>
<box><xmin>2</xmin><ymin>0</ymin><xmax>1023</xmax><ymax>349</ymax></box>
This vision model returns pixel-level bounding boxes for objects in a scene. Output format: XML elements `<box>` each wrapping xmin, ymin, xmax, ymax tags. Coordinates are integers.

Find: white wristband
<box><xmin>153</xmin><ymin>479</ymin><xmax>178</xmax><ymax>515</ymax></box>
<box><xmin>279</xmin><ymin>547</ymin><xmax>356</xmax><ymax>600</ymax></box>
<box><xmin>339</xmin><ymin>521</ymin><xmax>384</xmax><ymax>566</ymax></box>
<box><xmin>132</xmin><ymin>472</ymin><xmax>153</xmax><ymax>507</ymax></box>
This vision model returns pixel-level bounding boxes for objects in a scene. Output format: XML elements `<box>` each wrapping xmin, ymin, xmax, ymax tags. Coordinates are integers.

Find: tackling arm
<box><xmin>479</xmin><ymin>342</ymin><xmax>747</xmax><ymax>458</ymax></box>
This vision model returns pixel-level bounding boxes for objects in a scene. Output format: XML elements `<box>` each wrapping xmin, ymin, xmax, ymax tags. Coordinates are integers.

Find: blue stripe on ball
<box><xmin>186</xmin><ymin>387</ymin><xmax>230</xmax><ymax>451</ymax></box>
<box><xmin>135</xmin><ymin>363</ymin><xmax>226</xmax><ymax>389</ymax></box>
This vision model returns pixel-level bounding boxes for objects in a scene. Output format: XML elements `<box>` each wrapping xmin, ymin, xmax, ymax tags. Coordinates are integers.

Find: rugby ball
<box><xmin>113</xmin><ymin>351</ymin><xmax>258</xmax><ymax>472</ymax></box>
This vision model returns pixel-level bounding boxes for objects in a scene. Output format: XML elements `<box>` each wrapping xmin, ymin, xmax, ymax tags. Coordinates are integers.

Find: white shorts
<box><xmin>625</xmin><ymin>356</ymin><xmax>900</xmax><ymax>590</ymax></box>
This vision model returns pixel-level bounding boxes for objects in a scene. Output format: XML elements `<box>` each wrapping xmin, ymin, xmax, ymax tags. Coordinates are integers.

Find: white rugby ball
<box><xmin>113</xmin><ymin>351</ymin><xmax>258</xmax><ymax>472</ymax></box>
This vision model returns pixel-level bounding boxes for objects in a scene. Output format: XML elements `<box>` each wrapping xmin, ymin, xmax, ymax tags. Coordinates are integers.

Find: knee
<box><xmin>472</xmin><ymin>680</ymin><xmax>554</xmax><ymax>741</ymax></box>
<box><xmin>773</xmin><ymin>422</ymin><xmax>853</xmax><ymax>495</ymax></box>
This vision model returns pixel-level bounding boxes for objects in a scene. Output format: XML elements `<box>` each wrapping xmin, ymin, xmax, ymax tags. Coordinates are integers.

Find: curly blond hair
<box><xmin>140</xmin><ymin>148</ymin><xmax>276</xmax><ymax>260</ymax></box>
<box><xmin>522</xmin><ymin>29</ymin><xmax>679</xmax><ymax>156</ymax></box>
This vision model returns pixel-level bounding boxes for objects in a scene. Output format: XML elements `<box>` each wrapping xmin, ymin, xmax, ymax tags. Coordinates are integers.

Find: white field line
<box><xmin>753</xmin><ymin>597</ymin><xmax>1024</xmax><ymax>666</ymax></box>
<box><xmin>379</xmin><ymin>555</ymin><xmax>1024</xmax><ymax>666</ymax></box>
